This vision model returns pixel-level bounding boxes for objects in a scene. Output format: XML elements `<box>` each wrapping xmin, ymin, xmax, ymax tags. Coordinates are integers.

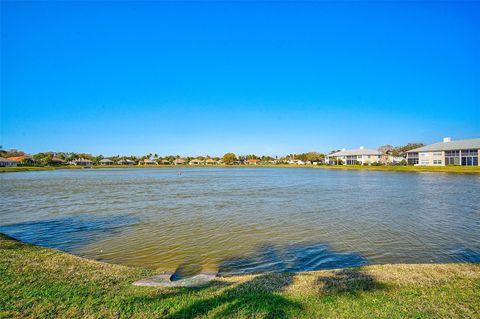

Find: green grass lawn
<box><xmin>1</xmin><ymin>234</ymin><xmax>479</xmax><ymax>318</ymax></box>
<box><xmin>1</xmin><ymin>164</ymin><xmax>480</xmax><ymax>174</ymax></box>
<box><xmin>0</xmin><ymin>166</ymin><xmax>83</xmax><ymax>173</ymax></box>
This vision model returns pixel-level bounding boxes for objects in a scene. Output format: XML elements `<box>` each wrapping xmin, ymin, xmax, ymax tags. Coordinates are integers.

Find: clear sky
<box><xmin>1</xmin><ymin>1</ymin><xmax>479</xmax><ymax>157</ymax></box>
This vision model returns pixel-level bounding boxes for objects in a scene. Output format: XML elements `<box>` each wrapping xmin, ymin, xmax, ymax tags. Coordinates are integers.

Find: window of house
<box><xmin>460</xmin><ymin>149</ymin><xmax>479</xmax><ymax>166</ymax></box>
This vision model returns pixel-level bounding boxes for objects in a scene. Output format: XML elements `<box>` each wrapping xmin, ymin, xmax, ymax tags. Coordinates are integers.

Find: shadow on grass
<box><xmin>160</xmin><ymin>243</ymin><xmax>370</xmax><ymax>317</ymax></box>
<box><xmin>0</xmin><ymin>233</ymin><xmax>26</xmax><ymax>250</ymax></box>
<box><xmin>119</xmin><ymin>281</ymin><xmax>232</xmax><ymax>316</ymax></box>
<box><xmin>165</xmin><ymin>273</ymin><xmax>301</xmax><ymax>319</ymax></box>
<box><xmin>316</xmin><ymin>268</ymin><xmax>386</xmax><ymax>296</ymax></box>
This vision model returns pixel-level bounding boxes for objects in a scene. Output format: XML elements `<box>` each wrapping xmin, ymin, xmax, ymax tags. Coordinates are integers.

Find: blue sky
<box><xmin>1</xmin><ymin>1</ymin><xmax>479</xmax><ymax>156</ymax></box>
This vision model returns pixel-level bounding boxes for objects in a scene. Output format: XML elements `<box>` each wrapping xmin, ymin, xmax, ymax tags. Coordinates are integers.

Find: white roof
<box><xmin>331</xmin><ymin>148</ymin><xmax>381</xmax><ymax>156</ymax></box>
<box><xmin>408</xmin><ymin>138</ymin><xmax>480</xmax><ymax>152</ymax></box>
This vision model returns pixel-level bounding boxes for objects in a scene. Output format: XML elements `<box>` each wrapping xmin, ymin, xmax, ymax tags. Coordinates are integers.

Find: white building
<box><xmin>99</xmin><ymin>159</ymin><xmax>114</xmax><ymax>165</ymax></box>
<box><xmin>406</xmin><ymin>137</ymin><xmax>479</xmax><ymax>166</ymax></box>
<box><xmin>326</xmin><ymin>147</ymin><xmax>381</xmax><ymax>165</ymax></box>
<box><xmin>142</xmin><ymin>159</ymin><xmax>157</xmax><ymax>165</ymax></box>
<box><xmin>189</xmin><ymin>159</ymin><xmax>205</xmax><ymax>165</ymax></box>
<box><xmin>70</xmin><ymin>158</ymin><xmax>93</xmax><ymax>166</ymax></box>
<box><xmin>117</xmin><ymin>159</ymin><xmax>135</xmax><ymax>165</ymax></box>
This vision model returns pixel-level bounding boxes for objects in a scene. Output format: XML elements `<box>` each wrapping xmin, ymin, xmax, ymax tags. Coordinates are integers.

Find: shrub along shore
<box><xmin>1</xmin><ymin>164</ymin><xmax>480</xmax><ymax>174</ymax></box>
<box><xmin>1</xmin><ymin>234</ymin><xmax>479</xmax><ymax>318</ymax></box>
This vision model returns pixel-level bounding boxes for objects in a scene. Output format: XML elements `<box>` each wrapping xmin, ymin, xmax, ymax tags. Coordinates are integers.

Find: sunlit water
<box><xmin>1</xmin><ymin>168</ymin><xmax>479</xmax><ymax>275</ymax></box>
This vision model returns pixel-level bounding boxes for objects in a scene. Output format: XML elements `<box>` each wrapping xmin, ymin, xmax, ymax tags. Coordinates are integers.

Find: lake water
<box><xmin>1</xmin><ymin>167</ymin><xmax>479</xmax><ymax>275</ymax></box>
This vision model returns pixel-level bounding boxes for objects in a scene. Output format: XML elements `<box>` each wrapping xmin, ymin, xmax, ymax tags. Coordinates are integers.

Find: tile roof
<box><xmin>7</xmin><ymin>156</ymin><xmax>30</xmax><ymax>162</ymax></box>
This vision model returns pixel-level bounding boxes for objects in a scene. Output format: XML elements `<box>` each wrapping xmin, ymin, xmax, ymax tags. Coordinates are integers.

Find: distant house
<box><xmin>49</xmin><ymin>157</ymin><xmax>65</xmax><ymax>166</ymax></box>
<box><xmin>99</xmin><ymin>159</ymin><xmax>114</xmax><ymax>165</ymax></box>
<box><xmin>7</xmin><ymin>156</ymin><xmax>34</xmax><ymax>165</ymax></box>
<box><xmin>173</xmin><ymin>158</ymin><xmax>186</xmax><ymax>165</ymax></box>
<box><xmin>117</xmin><ymin>159</ymin><xmax>135</xmax><ymax>165</ymax></box>
<box><xmin>0</xmin><ymin>157</ymin><xmax>18</xmax><ymax>167</ymax></box>
<box><xmin>189</xmin><ymin>158</ymin><xmax>205</xmax><ymax>165</ymax></box>
<box><xmin>245</xmin><ymin>159</ymin><xmax>261</xmax><ymax>165</ymax></box>
<box><xmin>159</xmin><ymin>160</ymin><xmax>171</xmax><ymax>165</ymax></box>
<box><xmin>205</xmin><ymin>158</ymin><xmax>218</xmax><ymax>165</ymax></box>
<box><xmin>326</xmin><ymin>147</ymin><xmax>381</xmax><ymax>165</ymax></box>
<box><xmin>70</xmin><ymin>158</ymin><xmax>93</xmax><ymax>166</ymax></box>
<box><xmin>142</xmin><ymin>159</ymin><xmax>157</xmax><ymax>165</ymax></box>
<box><xmin>406</xmin><ymin>137</ymin><xmax>479</xmax><ymax>166</ymax></box>
<box><xmin>287</xmin><ymin>159</ymin><xmax>305</xmax><ymax>165</ymax></box>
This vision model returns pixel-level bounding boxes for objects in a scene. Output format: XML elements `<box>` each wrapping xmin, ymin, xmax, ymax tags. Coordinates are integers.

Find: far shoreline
<box><xmin>1</xmin><ymin>164</ymin><xmax>480</xmax><ymax>174</ymax></box>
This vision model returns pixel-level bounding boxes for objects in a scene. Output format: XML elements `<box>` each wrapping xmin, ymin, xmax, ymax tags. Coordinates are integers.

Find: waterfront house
<box><xmin>287</xmin><ymin>159</ymin><xmax>305</xmax><ymax>165</ymax></box>
<box><xmin>160</xmin><ymin>160</ymin><xmax>171</xmax><ymax>165</ymax></box>
<box><xmin>142</xmin><ymin>159</ymin><xmax>157</xmax><ymax>165</ymax></box>
<box><xmin>99</xmin><ymin>159</ymin><xmax>114</xmax><ymax>165</ymax></box>
<box><xmin>326</xmin><ymin>147</ymin><xmax>381</xmax><ymax>165</ymax></box>
<box><xmin>7</xmin><ymin>156</ymin><xmax>34</xmax><ymax>165</ymax></box>
<box><xmin>189</xmin><ymin>158</ymin><xmax>205</xmax><ymax>165</ymax></box>
<box><xmin>173</xmin><ymin>158</ymin><xmax>186</xmax><ymax>165</ymax></box>
<box><xmin>205</xmin><ymin>158</ymin><xmax>218</xmax><ymax>165</ymax></box>
<box><xmin>49</xmin><ymin>157</ymin><xmax>65</xmax><ymax>166</ymax></box>
<box><xmin>406</xmin><ymin>137</ymin><xmax>480</xmax><ymax>166</ymax></box>
<box><xmin>117</xmin><ymin>159</ymin><xmax>135</xmax><ymax>165</ymax></box>
<box><xmin>71</xmin><ymin>158</ymin><xmax>93</xmax><ymax>166</ymax></box>
<box><xmin>245</xmin><ymin>159</ymin><xmax>261</xmax><ymax>165</ymax></box>
<box><xmin>0</xmin><ymin>157</ymin><xmax>18</xmax><ymax>167</ymax></box>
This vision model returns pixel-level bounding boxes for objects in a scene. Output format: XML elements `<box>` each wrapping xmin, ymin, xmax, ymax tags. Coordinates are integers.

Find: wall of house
<box><xmin>418</xmin><ymin>151</ymin><xmax>444</xmax><ymax>166</ymax></box>
<box><xmin>360</xmin><ymin>155</ymin><xmax>380</xmax><ymax>164</ymax></box>
<box><xmin>0</xmin><ymin>161</ymin><xmax>18</xmax><ymax>167</ymax></box>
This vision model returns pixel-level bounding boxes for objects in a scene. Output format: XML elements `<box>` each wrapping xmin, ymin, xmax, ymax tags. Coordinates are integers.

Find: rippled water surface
<box><xmin>1</xmin><ymin>168</ymin><xmax>479</xmax><ymax>274</ymax></box>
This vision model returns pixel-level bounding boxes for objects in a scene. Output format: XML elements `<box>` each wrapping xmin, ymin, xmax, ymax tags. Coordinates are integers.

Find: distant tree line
<box><xmin>1</xmin><ymin>142</ymin><xmax>424</xmax><ymax>166</ymax></box>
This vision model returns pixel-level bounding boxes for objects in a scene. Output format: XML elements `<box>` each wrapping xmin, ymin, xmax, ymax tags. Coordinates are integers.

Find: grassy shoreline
<box><xmin>1</xmin><ymin>164</ymin><xmax>480</xmax><ymax>174</ymax></box>
<box><xmin>1</xmin><ymin>234</ymin><xmax>479</xmax><ymax>318</ymax></box>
